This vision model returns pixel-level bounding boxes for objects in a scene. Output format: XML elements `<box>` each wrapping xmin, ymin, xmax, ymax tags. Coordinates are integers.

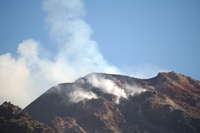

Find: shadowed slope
<box><xmin>0</xmin><ymin>102</ymin><xmax>55</xmax><ymax>133</ymax></box>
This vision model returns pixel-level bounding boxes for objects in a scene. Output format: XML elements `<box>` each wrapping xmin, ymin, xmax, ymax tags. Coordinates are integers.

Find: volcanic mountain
<box><xmin>22</xmin><ymin>71</ymin><xmax>200</xmax><ymax>133</ymax></box>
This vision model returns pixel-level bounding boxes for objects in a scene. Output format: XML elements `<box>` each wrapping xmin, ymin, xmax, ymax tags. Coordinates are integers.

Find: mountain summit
<box><xmin>23</xmin><ymin>71</ymin><xmax>200</xmax><ymax>133</ymax></box>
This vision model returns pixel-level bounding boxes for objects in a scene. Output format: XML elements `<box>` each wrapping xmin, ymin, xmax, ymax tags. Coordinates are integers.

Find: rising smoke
<box><xmin>0</xmin><ymin>0</ymin><xmax>166</xmax><ymax>108</ymax></box>
<box><xmin>65</xmin><ymin>73</ymin><xmax>146</xmax><ymax>104</ymax></box>
<box><xmin>0</xmin><ymin>0</ymin><xmax>120</xmax><ymax>108</ymax></box>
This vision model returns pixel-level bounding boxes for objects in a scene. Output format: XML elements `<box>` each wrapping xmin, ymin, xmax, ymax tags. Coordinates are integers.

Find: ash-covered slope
<box><xmin>24</xmin><ymin>72</ymin><xmax>200</xmax><ymax>133</ymax></box>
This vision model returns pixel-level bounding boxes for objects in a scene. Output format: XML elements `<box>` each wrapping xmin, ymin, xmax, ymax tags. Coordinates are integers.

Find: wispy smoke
<box><xmin>67</xmin><ymin>73</ymin><xmax>146</xmax><ymax>104</ymax></box>
<box><xmin>68</xmin><ymin>89</ymin><xmax>98</xmax><ymax>103</ymax></box>
<box><xmin>86</xmin><ymin>74</ymin><xmax>127</xmax><ymax>101</ymax></box>
<box><xmin>0</xmin><ymin>0</ymin><xmax>120</xmax><ymax>108</ymax></box>
<box><xmin>85</xmin><ymin>74</ymin><xmax>146</xmax><ymax>104</ymax></box>
<box><xmin>0</xmin><ymin>0</ymin><xmax>166</xmax><ymax>108</ymax></box>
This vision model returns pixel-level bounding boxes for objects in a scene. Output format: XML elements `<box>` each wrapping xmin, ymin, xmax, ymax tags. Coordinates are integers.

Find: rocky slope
<box><xmin>0</xmin><ymin>102</ymin><xmax>55</xmax><ymax>133</ymax></box>
<box><xmin>22</xmin><ymin>71</ymin><xmax>200</xmax><ymax>133</ymax></box>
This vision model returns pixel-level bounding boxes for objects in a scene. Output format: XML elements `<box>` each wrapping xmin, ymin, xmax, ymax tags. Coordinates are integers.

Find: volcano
<box><xmin>22</xmin><ymin>71</ymin><xmax>200</xmax><ymax>133</ymax></box>
<box><xmin>1</xmin><ymin>71</ymin><xmax>200</xmax><ymax>133</ymax></box>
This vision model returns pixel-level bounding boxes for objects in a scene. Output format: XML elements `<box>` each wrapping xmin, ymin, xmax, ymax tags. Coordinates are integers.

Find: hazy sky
<box><xmin>0</xmin><ymin>0</ymin><xmax>200</xmax><ymax>107</ymax></box>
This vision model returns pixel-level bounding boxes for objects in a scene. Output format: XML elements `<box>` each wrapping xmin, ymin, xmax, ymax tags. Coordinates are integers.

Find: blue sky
<box><xmin>85</xmin><ymin>0</ymin><xmax>200</xmax><ymax>79</ymax></box>
<box><xmin>0</xmin><ymin>0</ymin><xmax>200</xmax><ymax>107</ymax></box>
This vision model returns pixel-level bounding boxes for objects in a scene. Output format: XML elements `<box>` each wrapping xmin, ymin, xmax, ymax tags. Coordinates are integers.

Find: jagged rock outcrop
<box><xmin>24</xmin><ymin>71</ymin><xmax>200</xmax><ymax>133</ymax></box>
<box><xmin>0</xmin><ymin>102</ymin><xmax>55</xmax><ymax>133</ymax></box>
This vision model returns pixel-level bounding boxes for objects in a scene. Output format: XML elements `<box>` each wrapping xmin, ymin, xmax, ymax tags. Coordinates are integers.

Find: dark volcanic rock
<box><xmin>73</xmin><ymin>97</ymin><xmax>124</xmax><ymax>133</ymax></box>
<box><xmin>51</xmin><ymin>116</ymin><xmax>86</xmax><ymax>133</ymax></box>
<box><xmin>120</xmin><ymin>91</ymin><xmax>200</xmax><ymax>133</ymax></box>
<box><xmin>0</xmin><ymin>102</ymin><xmax>55</xmax><ymax>133</ymax></box>
<box><xmin>24</xmin><ymin>72</ymin><xmax>200</xmax><ymax>133</ymax></box>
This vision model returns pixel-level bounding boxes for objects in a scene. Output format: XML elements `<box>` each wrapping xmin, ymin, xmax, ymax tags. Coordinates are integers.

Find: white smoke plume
<box><xmin>0</xmin><ymin>0</ymin><xmax>120</xmax><ymax>108</ymax></box>
<box><xmin>85</xmin><ymin>74</ymin><xmax>146</xmax><ymax>104</ymax></box>
<box><xmin>68</xmin><ymin>89</ymin><xmax>98</xmax><ymax>103</ymax></box>
<box><xmin>0</xmin><ymin>0</ymin><xmax>166</xmax><ymax>107</ymax></box>
<box><xmin>67</xmin><ymin>73</ymin><xmax>146</xmax><ymax>104</ymax></box>
<box><xmin>86</xmin><ymin>74</ymin><xmax>127</xmax><ymax>98</ymax></box>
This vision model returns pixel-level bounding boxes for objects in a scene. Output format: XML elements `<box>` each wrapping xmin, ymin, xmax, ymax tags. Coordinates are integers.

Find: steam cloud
<box><xmin>68</xmin><ymin>89</ymin><xmax>98</xmax><ymax>103</ymax></box>
<box><xmin>0</xmin><ymin>0</ymin><xmax>120</xmax><ymax>108</ymax></box>
<box><xmin>67</xmin><ymin>73</ymin><xmax>146</xmax><ymax>104</ymax></box>
<box><xmin>0</xmin><ymin>0</ymin><xmax>166</xmax><ymax>108</ymax></box>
